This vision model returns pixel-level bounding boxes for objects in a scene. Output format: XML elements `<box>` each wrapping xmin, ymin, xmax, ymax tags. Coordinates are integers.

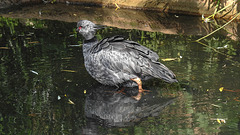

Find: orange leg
<box><xmin>105</xmin><ymin>87</ymin><xmax>126</xmax><ymax>94</ymax></box>
<box><xmin>131</xmin><ymin>78</ymin><xmax>150</xmax><ymax>100</ymax></box>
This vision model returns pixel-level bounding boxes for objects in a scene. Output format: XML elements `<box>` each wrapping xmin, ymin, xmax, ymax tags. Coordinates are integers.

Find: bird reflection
<box><xmin>79</xmin><ymin>84</ymin><xmax>175</xmax><ymax>134</ymax></box>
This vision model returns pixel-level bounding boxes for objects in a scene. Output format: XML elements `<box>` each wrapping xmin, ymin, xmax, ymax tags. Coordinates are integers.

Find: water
<box><xmin>0</xmin><ymin>6</ymin><xmax>240</xmax><ymax>135</ymax></box>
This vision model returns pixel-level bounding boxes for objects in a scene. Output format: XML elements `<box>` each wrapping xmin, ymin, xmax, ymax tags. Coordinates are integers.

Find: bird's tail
<box><xmin>150</xmin><ymin>62</ymin><xmax>178</xmax><ymax>83</ymax></box>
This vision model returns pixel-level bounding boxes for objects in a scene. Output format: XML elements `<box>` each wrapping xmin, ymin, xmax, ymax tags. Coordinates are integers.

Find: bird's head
<box><xmin>76</xmin><ymin>20</ymin><xmax>104</xmax><ymax>40</ymax></box>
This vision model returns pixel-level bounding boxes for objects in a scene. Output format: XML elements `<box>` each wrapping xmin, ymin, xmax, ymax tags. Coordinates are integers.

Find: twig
<box><xmin>212</xmin><ymin>0</ymin><xmax>220</xmax><ymax>18</ymax></box>
<box><xmin>195</xmin><ymin>41</ymin><xmax>232</xmax><ymax>58</ymax></box>
<box><xmin>206</xmin><ymin>1</ymin><xmax>235</xmax><ymax>19</ymax></box>
<box><xmin>197</xmin><ymin>12</ymin><xmax>240</xmax><ymax>42</ymax></box>
<box><xmin>195</xmin><ymin>41</ymin><xmax>240</xmax><ymax>67</ymax></box>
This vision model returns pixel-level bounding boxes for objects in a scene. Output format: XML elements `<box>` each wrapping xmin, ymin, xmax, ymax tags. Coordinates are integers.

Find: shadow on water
<box><xmin>0</xmin><ymin>6</ymin><xmax>240</xmax><ymax>134</ymax></box>
<box><xmin>1</xmin><ymin>3</ymin><xmax>240</xmax><ymax>41</ymax></box>
<box><xmin>79</xmin><ymin>84</ymin><xmax>175</xmax><ymax>134</ymax></box>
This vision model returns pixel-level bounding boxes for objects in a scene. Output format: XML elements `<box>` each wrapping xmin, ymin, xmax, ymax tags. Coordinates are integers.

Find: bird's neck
<box><xmin>82</xmin><ymin>36</ymin><xmax>98</xmax><ymax>54</ymax></box>
<box><xmin>84</xmin><ymin>36</ymin><xmax>98</xmax><ymax>44</ymax></box>
<box><xmin>82</xmin><ymin>30</ymin><xmax>96</xmax><ymax>40</ymax></box>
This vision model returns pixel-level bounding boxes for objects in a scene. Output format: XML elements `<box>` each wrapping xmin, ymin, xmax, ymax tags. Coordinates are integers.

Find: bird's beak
<box><xmin>76</xmin><ymin>27</ymin><xmax>80</xmax><ymax>33</ymax></box>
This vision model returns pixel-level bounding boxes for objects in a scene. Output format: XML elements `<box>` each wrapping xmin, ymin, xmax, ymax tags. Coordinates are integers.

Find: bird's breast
<box><xmin>83</xmin><ymin>51</ymin><xmax>111</xmax><ymax>83</ymax></box>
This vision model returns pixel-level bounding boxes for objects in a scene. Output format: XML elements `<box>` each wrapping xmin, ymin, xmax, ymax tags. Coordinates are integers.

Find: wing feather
<box><xmin>90</xmin><ymin>36</ymin><xmax>177</xmax><ymax>83</ymax></box>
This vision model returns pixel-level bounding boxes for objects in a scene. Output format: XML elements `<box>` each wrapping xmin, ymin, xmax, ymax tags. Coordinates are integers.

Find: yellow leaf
<box><xmin>115</xmin><ymin>3</ymin><xmax>120</xmax><ymax>10</ymax></box>
<box><xmin>0</xmin><ymin>47</ymin><xmax>10</xmax><ymax>49</ymax></box>
<box><xmin>219</xmin><ymin>87</ymin><xmax>224</xmax><ymax>92</ymax></box>
<box><xmin>64</xmin><ymin>94</ymin><xmax>67</xmax><ymax>97</ymax></box>
<box><xmin>68</xmin><ymin>99</ymin><xmax>75</xmax><ymax>105</ymax></box>
<box><xmin>84</xmin><ymin>90</ymin><xmax>87</xmax><ymax>94</ymax></box>
<box><xmin>217</xmin><ymin>119</ymin><xmax>221</xmax><ymax>124</ymax></box>
<box><xmin>61</xmin><ymin>70</ymin><xmax>77</xmax><ymax>73</ymax></box>
<box><xmin>161</xmin><ymin>58</ymin><xmax>177</xmax><ymax>61</ymax></box>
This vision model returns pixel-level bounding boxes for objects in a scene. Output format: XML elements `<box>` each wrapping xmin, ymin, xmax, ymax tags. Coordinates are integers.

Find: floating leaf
<box><xmin>161</xmin><ymin>58</ymin><xmax>178</xmax><ymax>61</ymax></box>
<box><xmin>67</xmin><ymin>80</ymin><xmax>72</xmax><ymax>82</ymax></box>
<box><xmin>217</xmin><ymin>119</ymin><xmax>221</xmax><ymax>124</ymax></box>
<box><xmin>211</xmin><ymin>104</ymin><xmax>221</xmax><ymax>108</ymax></box>
<box><xmin>222</xmin><ymin>89</ymin><xmax>240</xmax><ymax>92</ymax></box>
<box><xmin>68</xmin><ymin>44</ymin><xmax>81</xmax><ymax>47</ymax></box>
<box><xmin>202</xmin><ymin>14</ymin><xmax>211</xmax><ymax>23</ymax></box>
<box><xmin>220</xmin><ymin>119</ymin><xmax>226</xmax><ymax>123</ymax></box>
<box><xmin>0</xmin><ymin>47</ymin><xmax>10</xmax><ymax>49</ymax></box>
<box><xmin>115</xmin><ymin>3</ymin><xmax>120</xmax><ymax>10</ymax></box>
<box><xmin>68</xmin><ymin>99</ymin><xmax>75</xmax><ymax>105</ymax></box>
<box><xmin>61</xmin><ymin>70</ymin><xmax>77</xmax><ymax>73</ymax></box>
<box><xmin>211</xmin><ymin>118</ymin><xmax>227</xmax><ymax>124</ymax></box>
<box><xmin>30</xmin><ymin>70</ymin><xmax>38</xmax><ymax>75</ymax></box>
<box><xmin>219</xmin><ymin>87</ymin><xmax>224</xmax><ymax>92</ymax></box>
<box><xmin>28</xmin><ymin>113</ymin><xmax>37</xmax><ymax>117</ymax></box>
<box><xmin>217</xmin><ymin>45</ymin><xmax>228</xmax><ymax>49</ymax></box>
<box><xmin>234</xmin><ymin>97</ymin><xmax>240</xmax><ymax>102</ymax></box>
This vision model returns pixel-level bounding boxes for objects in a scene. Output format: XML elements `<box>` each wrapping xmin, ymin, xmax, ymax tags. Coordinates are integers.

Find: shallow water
<box><xmin>0</xmin><ymin>10</ymin><xmax>240</xmax><ymax>135</ymax></box>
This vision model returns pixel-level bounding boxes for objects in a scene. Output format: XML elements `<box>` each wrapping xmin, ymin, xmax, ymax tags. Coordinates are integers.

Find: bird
<box><xmin>84</xmin><ymin>84</ymin><xmax>175</xmax><ymax>127</ymax></box>
<box><xmin>76</xmin><ymin>20</ymin><xmax>177</xmax><ymax>100</ymax></box>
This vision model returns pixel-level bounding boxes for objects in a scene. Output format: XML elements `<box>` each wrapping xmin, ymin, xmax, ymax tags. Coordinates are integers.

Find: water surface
<box><xmin>0</xmin><ymin>11</ymin><xmax>240</xmax><ymax>135</ymax></box>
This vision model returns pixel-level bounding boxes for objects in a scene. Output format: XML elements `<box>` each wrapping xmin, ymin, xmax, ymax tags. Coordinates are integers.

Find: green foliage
<box><xmin>203</xmin><ymin>37</ymin><xmax>236</xmax><ymax>56</ymax></box>
<box><xmin>0</xmin><ymin>16</ymin><xmax>19</xmax><ymax>34</ymax></box>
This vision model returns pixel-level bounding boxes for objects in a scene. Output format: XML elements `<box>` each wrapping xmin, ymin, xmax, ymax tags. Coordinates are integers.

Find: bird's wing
<box><xmin>91</xmin><ymin>36</ymin><xmax>159</xmax><ymax>61</ymax></box>
<box><xmin>90</xmin><ymin>36</ymin><xmax>177</xmax><ymax>83</ymax></box>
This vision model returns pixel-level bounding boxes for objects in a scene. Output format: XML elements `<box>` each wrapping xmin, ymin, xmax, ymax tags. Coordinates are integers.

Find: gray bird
<box><xmin>76</xmin><ymin>20</ymin><xmax>177</xmax><ymax>100</ymax></box>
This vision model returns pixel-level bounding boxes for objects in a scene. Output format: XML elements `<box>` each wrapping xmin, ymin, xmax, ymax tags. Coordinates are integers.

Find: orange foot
<box><xmin>139</xmin><ymin>89</ymin><xmax>151</xmax><ymax>95</ymax></box>
<box><xmin>105</xmin><ymin>87</ymin><xmax>126</xmax><ymax>94</ymax></box>
<box><xmin>130</xmin><ymin>78</ymin><xmax>151</xmax><ymax>100</ymax></box>
<box><xmin>132</xmin><ymin>89</ymin><xmax>151</xmax><ymax>100</ymax></box>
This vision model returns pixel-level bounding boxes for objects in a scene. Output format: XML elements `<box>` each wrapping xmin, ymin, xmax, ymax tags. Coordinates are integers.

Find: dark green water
<box><xmin>0</xmin><ymin>16</ymin><xmax>240</xmax><ymax>135</ymax></box>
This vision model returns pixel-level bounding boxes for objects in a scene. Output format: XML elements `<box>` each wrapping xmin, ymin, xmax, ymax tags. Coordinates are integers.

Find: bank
<box><xmin>0</xmin><ymin>0</ymin><xmax>239</xmax><ymax>19</ymax></box>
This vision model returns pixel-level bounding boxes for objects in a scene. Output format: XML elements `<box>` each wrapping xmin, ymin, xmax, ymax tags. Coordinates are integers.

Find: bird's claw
<box><xmin>132</xmin><ymin>89</ymin><xmax>151</xmax><ymax>100</ymax></box>
<box><xmin>139</xmin><ymin>89</ymin><xmax>151</xmax><ymax>95</ymax></box>
<box><xmin>132</xmin><ymin>92</ymin><xmax>142</xmax><ymax>101</ymax></box>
